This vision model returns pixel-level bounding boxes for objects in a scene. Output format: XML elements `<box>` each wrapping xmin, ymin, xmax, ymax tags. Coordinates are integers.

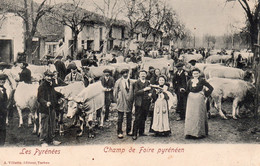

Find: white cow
<box><xmin>88</xmin><ymin>65</ymin><xmax>115</xmax><ymax>79</ymax></box>
<box><xmin>1</xmin><ymin>69</ymin><xmax>19</xmax><ymax>125</ymax></box>
<box><xmin>67</xmin><ymin>81</ymin><xmax>105</xmax><ymax>137</ymax></box>
<box><xmin>14</xmin><ymin>82</ymin><xmax>39</xmax><ymax>133</ymax></box>
<box><xmin>55</xmin><ymin>82</ymin><xmax>86</xmax><ymax>135</ymax></box>
<box><xmin>204</xmin><ymin>65</ymin><xmax>254</xmax><ymax>83</ymax></box>
<box><xmin>27</xmin><ymin>64</ymin><xmax>56</xmax><ymax>81</ymax></box>
<box><xmin>206</xmin><ymin>55</ymin><xmax>232</xmax><ymax>64</ymax></box>
<box><xmin>179</xmin><ymin>53</ymin><xmax>203</xmax><ymax>63</ymax></box>
<box><xmin>141</xmin><ymin>58</ymin><xmax>174</xmax><ymax>78</ymax></box>
<box><xmin>234</xmin><ymin>51</ymin><xmax>254</xmax><ymax>63</ymax></box>
<box><xmin>208</xmin><ymin>78</ymin><xmax>255</xmax><ymax>119</ymax></box>
<box><xmin>194</xmin><ymin>63</ymin><xmax>222</xmax><ymax>74</ymax></box>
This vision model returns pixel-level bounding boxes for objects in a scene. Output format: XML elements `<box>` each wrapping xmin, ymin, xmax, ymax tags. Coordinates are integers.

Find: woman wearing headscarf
<box><xmin>151</xmin><ymin>75</ymin><xmax>171</xmax><ymax>136</ymax></box>
<box><xmin>184</xmin><ymin>68</ymin><xmax>213</xmax><ymax>139</ymax></box>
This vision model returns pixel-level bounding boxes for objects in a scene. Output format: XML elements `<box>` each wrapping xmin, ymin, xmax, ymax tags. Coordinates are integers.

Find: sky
<box><xmin>168</xmin><ymin>0</ymin><xmax>246</xmax><ymax>37</ymax></box>
<box><xmin>36</xmin><ymin>0</ymin><xmax>250</xmax><ymax>37</ymax></box>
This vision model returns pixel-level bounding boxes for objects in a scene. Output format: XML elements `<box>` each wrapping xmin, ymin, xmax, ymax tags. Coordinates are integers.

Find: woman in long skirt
<box><xmin>184</xmin><ymin>68</ymin><xmax>213</xmax><ymax>139</ymax></box>
<box><xmin>151</xmin><ymin>75</ymin><xmax>171</xmax><ymax>136</ymax></box>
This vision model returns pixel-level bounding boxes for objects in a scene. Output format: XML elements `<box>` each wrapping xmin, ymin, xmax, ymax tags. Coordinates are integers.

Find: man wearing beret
<box><xmin>19</xmin><ymin>62</ymin><xmax>31</xmax><ymax>84</ymax></box>
<box><xmin>0</xmin><ymin>74</ymin><xmax>8</xmax><ymax>146</ymax></box>
<box><xmin>114</xmin><ymin>69</ymin><xmax>134</xmax><ymax>139</ymax></box>
<box><xmin>172</xmin><ymin>62</ymin><xmax>188</xmax><ymax>121</ymax></box>
<box><xmin>81</xmin><ymin>66</ymin><xmax>92</xmax><ymax>87</ymax></box>
<box><xmin>54</xmin><ymin>59</ymin><xmax>67</xmax><ymax>81</ymax></box>
<box><xmin>146</xmin><ymin>66</ymin><xmax>155</xmax><ymax>80</ymax></box>
<box><xmin>37</xmin><ymin>71</ymin><xmax>61</xmax><ymax>146</ymax></box>
<box><xmin>100</xmin><ymin>69</ymin><xmax>115</xmax><ymax>122</ymax></box>
<box><xmin>132</xmin><ymin>70</ymin><xmax>152</xmax><ymax>140</ymax></box>
<box><xmin>64</xmin><ymin>63</ymin><xmax>84</xmax><ymax>84</ymax></box>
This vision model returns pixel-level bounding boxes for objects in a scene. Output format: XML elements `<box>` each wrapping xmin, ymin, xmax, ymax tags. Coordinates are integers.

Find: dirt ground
<box><xmin>4</xmin><ymin>101</ymin><xmax>260</xmax><ymax>147</ymax></box>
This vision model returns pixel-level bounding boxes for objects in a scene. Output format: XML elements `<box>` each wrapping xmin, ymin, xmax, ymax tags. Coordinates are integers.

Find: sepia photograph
<box><xmin>0</xmin><ymin>0</ymin><xmax>260</xmax><ymax>165</ymax></box>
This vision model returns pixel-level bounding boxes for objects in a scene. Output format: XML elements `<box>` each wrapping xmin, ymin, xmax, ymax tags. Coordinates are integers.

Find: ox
<box><xmin>179</xmin><ymin>53</ymin><xmax>203</xmax><ymax>63</ymax></box>
<box><xmin>141</xmin><ymin>58</ymin><xmax>174</xmax><ymax>79</ymax></box>
<box><xmin>55</xmin><ymin>82</ymin><xmax>86</xmax><ymax>135</ymax></box>
<box><xmin>204</xmin><ymin>66</ymin><xmax>254</xmax><ymax>83</ymax></box>
<box><xmin>233</xmin><ymin>51</ymin><xmax>254</xmax><ymax>67</ymax></box>
<box><xmin>4</xmin><ymin>64</ymin><xmax>57</xmax><ymax>133</ymax></box>
<box><xmin>14</xmin><ymin>82</ymin><xmax>39</xmax><ymax>133</ymax></box>
<box><xmin>66</xmin><ymin>81</ymin><xmax>105</xmax><ymax>137</ymax></box>
<box><xmin>205</xmin><ymin>55</ymin><xmax>232</xmax><ymax>65</ymax></box>
<box><xmin>208</xmin><ymin>78</ymin><xmax>255</xmax><ymax>119</ymax></box>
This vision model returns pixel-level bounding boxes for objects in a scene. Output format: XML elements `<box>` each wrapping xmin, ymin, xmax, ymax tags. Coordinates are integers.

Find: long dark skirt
<box><xmin>184</xmin><ymin>92</ymin><xmax>208</xmax><ymax>138</ymax></box>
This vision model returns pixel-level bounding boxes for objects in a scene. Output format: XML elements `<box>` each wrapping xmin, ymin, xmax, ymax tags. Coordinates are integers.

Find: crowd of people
<box><xmin>0</xmin><ymin>47</ymin><xmax>224</xmax><ymax>146</ymax></box>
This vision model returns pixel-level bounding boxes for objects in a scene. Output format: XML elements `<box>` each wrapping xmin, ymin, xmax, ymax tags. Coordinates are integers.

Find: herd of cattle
<box><xmin>0</xmin><ymin>48</ymin><xmax>257</xmax><ymax>139</ymax></box>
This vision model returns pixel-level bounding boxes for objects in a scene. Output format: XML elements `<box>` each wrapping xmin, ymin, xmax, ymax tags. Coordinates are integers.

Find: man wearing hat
<box><xmin>0</xmin><ymin>74</ymin><xmax>8</xmax><ymax>146</ymax></box>
<box><xmin>114</xmin><ymin>68</ymin><xmax>134</xmax><ymax>139</ymax></box>
<box><xmin>188</xmin><ymin>59</ymin><xmax>197</xmax><ymax>79</ymax></box>
<box><xmin>64</xmin><ymin>63</ymin><xmax>84</xmax><ymax>84</ymax></box>
<box><xmin>54</xmin><ymin>59</ymin><xmax>67</xmax><ymax>81</ymax></box>
<box><xmin>188</xmin><ymin>59</ymin><xmax>197</xmax><ymax>67</ymax></box>
<box><xmin>146</xmin><ymin>66</ymin><xmax>155</xmax><ymax>80</ymax></box>
<box><xmin>172</xmin><ymin>62</ymin><xmax>188</xmax><ymax>121</ymax></box>
<box><xmin>132</xmin><ymin>70</ymin><xmax>152</xmax><ymax>140</ymax></box>
<box><xmin>19</xmin><ymin>62</ymin><xmax>31</xmax><ymax>84</ymax></box>
<box><xmin>100</xmin><ymin>69</ymin><xmax>115</xmax><ymax>122</ymax></box>
<box><xmin>81</xmin><ymin>66</ymin><xmax>91</xmax><ymax>87</ymax></box>
<box><xmin>37</xmin><ymin>71</ymin><xmax>61</xmax><ymax>146</ymax></box>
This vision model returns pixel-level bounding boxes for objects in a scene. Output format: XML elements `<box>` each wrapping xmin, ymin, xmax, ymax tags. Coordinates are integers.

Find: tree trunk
<box><xmin>169</xmin><ymin>40</ymin><xmax>174</xmax><ymax>53</ymax></box>
<box><xmin>25</xmin><ymin>36</ymin><xmax>33</xmax><ymax>63</ymax></box>
<box><xmin>102</xmin><ymin>28</ymin><xmax>109</xmax><ymax>54</ymax></box>
<box><xmin>125</xmin><ymin>38</ymin><xmax>132</xmax><ymax>57</ymax></box>
<box><xmin>152</xmin><ymin>35</ymin><xmax>156</xmax><ymax>49</ymax></box>
<box><xmin>73</xmin><ymin>33</ymin><xmax>78</xmax><ymax>60</ymax></box>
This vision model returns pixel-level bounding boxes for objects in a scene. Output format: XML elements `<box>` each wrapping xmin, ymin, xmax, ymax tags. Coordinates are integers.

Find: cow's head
<box><xmin>58</xmin><ymin>97</ymin><xmax>68</xmax><ymax>114</ymax></box>
<box><xmin>244</xmin><ymin>70</ymin><xmax>255</xmax><ymax>83</ymax></box>
<box><xmin>243</xmin><ymin>84</ymin><xmax>256</xmax><ymax>112</ymax></box>
<box><xmin>67</xmin><ymin>100</ymin><xmax>78</xmax><ymax>118</ymax></box>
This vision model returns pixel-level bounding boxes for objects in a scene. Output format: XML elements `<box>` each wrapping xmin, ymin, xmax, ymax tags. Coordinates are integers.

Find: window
<box><xmin>100</xmin><ymin>28</ymin><xmax>103</xmax><ymax>40</ymax></box>
<box><xmin>81</xmin><ymin>40</ymin><xmax>85</xmax><ymax>49</ymax></box>
<box><xmin>109</xmin><ymin>28</ymin><xmax>112</xmax><ymax>38</ymax></box>
<box><xmin>122</xmin><ymin>27</ymin><xmax>125</xmax><ymax>39</ymax></box>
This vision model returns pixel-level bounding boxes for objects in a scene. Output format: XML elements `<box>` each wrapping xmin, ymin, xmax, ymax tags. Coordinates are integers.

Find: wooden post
<box><xmin>254</xmin><ymin>23</ymin><xmax>260</xmax><ymax>118</ymax></box>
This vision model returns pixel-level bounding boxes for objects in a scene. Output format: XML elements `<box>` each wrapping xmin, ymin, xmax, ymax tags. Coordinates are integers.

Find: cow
<box><xmin>233</xmin><ymin>51</ymin><xmax>254</xmax><ymax>67</ymax></box>
<box><xmin>88</xmin><ymin>65</ymin><xmax>116</xmax><ymax>81</ymax></box>
<box><xmin>204</xmin><ymin>66</ymin><xmax>254</xmax><ymax>83</ymax></box>
<box><xmin>205</xmin><ymin>55</ymin><xmax>232</xmax><ymax>64</ymax></box>
<box><xmin>3</xmin><ymin>64</ymin><xmax>57</xmax><ymax>128</ymax></box>
<box><xmin>194</xmin><ymin>63</ymin><xmax>222</xmax><ymax>74</ymax></box>
<box><xmin>27</xmin><ymin>64</ymin><xmax>56</xmax><ymax>81</ymax></box>
<box><xmin>66</xmin><ymin>81</ymin><xmax>105</xmax><ymax>137</ymax></box>
<box><xmin>55</xmin><ymin>82</ymin><xmax>86</xmax><ymax>136</ymax></box>
<box><xmin>1</xmin><ymin>69</ymin><xmax>19</xmax><ymax>126</ymax></box>
<box><xmin>14</xmin><ymin>82</ymin><xmax>39</xmax><ymax>133</ymax></box>
<box><xmin>141</xmin><ymin>58</ymin><xmax>174</xmax><ymax>79</ymax></box>
<box><xmin>179</xmin><ymin>53</ymin><xmax>203</xmax><ymax>63</ymax></box>
<box><xmin>208</xmin><ymin>78</ymin><xmax>255</xmax><ymax>119</ymax></box>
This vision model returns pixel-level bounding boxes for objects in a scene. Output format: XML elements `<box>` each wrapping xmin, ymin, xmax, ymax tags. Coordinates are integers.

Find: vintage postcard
<box><xmin>0</xmin><ymin>0</ymin><xmax>260</xmax><ymax>165</ymax></box>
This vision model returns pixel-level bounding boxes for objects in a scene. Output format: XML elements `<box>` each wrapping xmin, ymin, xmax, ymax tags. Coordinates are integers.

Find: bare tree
<box><xmin>50</xmin><ymin>0</ymin><xmax>92</xmax><ymax>59</ymax></box>
<box><xmin>93</xmin><ymin>0</ymin><xmax>125</xmax><ymax>54</ymax></box>
<box><xmin>204</xmin><ymin>34</ymin><xmax>216</xmax><ymax>48</ymax></box>
<box><xmin>1</xmin><ymin>0</ymin><xmax>53</xmax><ymax>63</ymax></box>
<box><xmin>162</xmin><ymin>7</ymin><xmax>186</xmax><ymax>50</ymax></box>
<box><xmin>138</xmin><ymin>0</ymin><xmax>167</xmax><ymax>49</ymax></box>
<box><xmin>227</xmin><ymin>0</ymin><xmax>260</xmax><ymax>117</ymax></box>
<box><xmin>236</xmin><ymin>0</ymin><xmax>260</xmax><ymax>52</ymax></box>
<box><xmin>123</xmin><ymin>0</ymin><xmax>146</xmax><ymax>55</ymax></box>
